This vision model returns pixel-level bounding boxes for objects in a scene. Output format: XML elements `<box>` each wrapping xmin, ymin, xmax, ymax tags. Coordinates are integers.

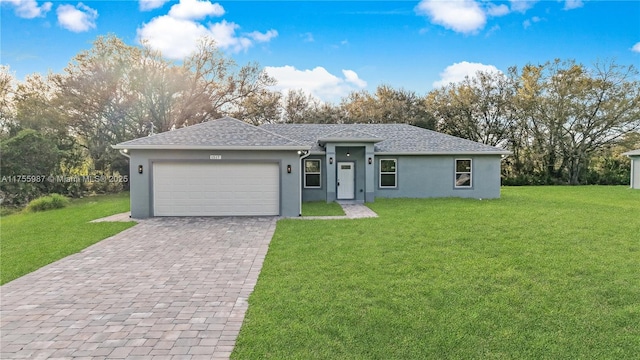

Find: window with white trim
<box><xmin>304</xmin><ymin>159</ymin><xmax>321</xmax><ymax>188</ymax></box>
<box><xmin>455</xmin><ymin>159</ymin><xmax>472</xmax><ymax>188</ymax></box>
<box><xmin>379</xmin><ymin>159</ymin><xmax>397</xmax><ymax>188</ymax></box>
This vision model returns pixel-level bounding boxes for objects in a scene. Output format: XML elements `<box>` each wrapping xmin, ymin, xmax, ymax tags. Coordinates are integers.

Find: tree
<box><xmin>0</xmin><ymin>65</ymin><xmax>16</xmax><ymax>138</ymax></box>
<box><xmin>0</xmin><ymin>130</ymin><xmax>60</xmax><ymax>205</ymax></box>
<box><xmin>426</xmin><ymin>70</ymin><xmax>515</xmax><ymax>146</ymax></box>
<box><xmin>52</xmin><ymin>35</ymin><xmax>143</xmax><ymax>174</ymax></box>
<box><xmin>282</xmin><ymin>89</ymin><xmax>314</xmax><ymax>123</ymax></box>
<box><xmin>511</xmin><ymin>59</ymin><xmax>640</xmax><ymax>184</ymax></box>
<box><xmin>231</xmin><ymin>89</ymin><xmax>281</xmax><ymax>125</ymax></box>
<box><xmin>178</xmin><ymin>38</ymin><xmax>277</xmax><ymax>127</ymax></box>
<box><xmin>340</xmin><ymin>85</ymin><xmax>433</xmax><ymax>127</ymax></box>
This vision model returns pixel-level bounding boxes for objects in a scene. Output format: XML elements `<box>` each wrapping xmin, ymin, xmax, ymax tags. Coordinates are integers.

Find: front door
<box><xmin>337</xmin><ymin>162</ymin><xmax>355</xmax><ymax>199</ymax></box>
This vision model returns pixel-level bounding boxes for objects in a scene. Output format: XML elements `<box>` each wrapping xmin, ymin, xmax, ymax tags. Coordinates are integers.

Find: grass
<box><xmin>302</xmin><ymin>201</ymin><xmax>345</xmax><ymax>216</ymax></box>
<box><xmin>233</xmin><ymin>186</ymin><xmax>640</xmax><ymax>359</ymax></box>
<box><xmin>0</xmin><ymin>192</ymin><xmax>134</xmax><ymax>285</ymax></box>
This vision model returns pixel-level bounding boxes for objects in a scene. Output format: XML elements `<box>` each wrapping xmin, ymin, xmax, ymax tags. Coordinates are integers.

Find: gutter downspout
<box><xmin>298</xmin><ymin>150</ymin><xmax>311</xmax><ymax>216</ymax></box>
<box><xmin>118</xmin><ymin>149</ymin><xmax>131</xmax><ymax>159</ymax></box>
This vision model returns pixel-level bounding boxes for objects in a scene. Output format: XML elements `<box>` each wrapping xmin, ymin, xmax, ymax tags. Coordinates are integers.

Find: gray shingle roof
<box><xmin>113</xmin><ymin>117</ymin><xmax>308</xmax><ymax>150</ymax></box>
<box><xmin>317</xmin><ymin>128</ymin><xmax>382</xmax><ymax>142</ymax></box>
<box><xmin>113</xmin><ymin>117</ymin><xmax>510</xmax><ymax>155</ymax></box>
<box><xmin>260</xmin><ymin>123</ymin><xmax>511</xmax><ymax>155</ymax></box>
<box><xmin>623</xmin><ymin>149</ymin><xmax>640</xmax><ymax>156</ymax></box>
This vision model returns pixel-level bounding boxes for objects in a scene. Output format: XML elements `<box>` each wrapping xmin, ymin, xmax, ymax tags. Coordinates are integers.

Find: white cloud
<box><xmin>56</xmin><ymin>3</ymin><xmax>98</xmax><ymax>32</ymax></box>
<box><xmin>265</xmin><ymin>65</ymin><xmax>367</xmax><ymax>102</ymax></box>
<box><xmin>433</xmin><ymin>61</ymin><xmax>501</xmax><ymax>88</ymax></box>
<box><xmin>632</xmin><ymin>42</ymin><xmax>640</xmax><ymax>53</ymax></box>
<box><xmin>139</xmin><ymin>0</ymin><xmax>170</xmax><ymax>11</ymax></box>
<box><xmin>302</xmin><ymin>32</ymin><xmax>314</xmax><ymax>42</ymax></box>
<box><xmin>168</xmin><ymin>0</ymin><xmax>224</xmax><ymax>20</ymax></box>
<box><xmin>509</xmin><ymin>0</ymin><xmax>538</xmax><ymax>13</ymax></box>
<box><xmin>415</xmin><ymin>0</ymin><xmax>486</xmax><ymax>34</ymax></box>
<box><xmin>137</xmin><ymin>0</ymin><xmax>277</xmax><ymax>59</ymax></box>
<box><xmin>563</xmin><ymin>0</ymin><xmax>583</xmax><ymax>10</ymax></box>
<box><xmin>342</xmin><ymin>69</ymin><xmax>367</xmax><ymax>88</ymax></box>
<box><xmin>139</xmin><ymin>0</ymin><xmax>169</xmax><ymax>11</ymax></box>
<box><xmin>523</xmin><ymin>16</ymin><xmax>541</xmax><ymax>29</ymax></box>
<box><xmin>248</xmin><ymin>29</ymin><xmax>278</xmax><ymax>43</ymax></box>
<box><xmin>137</xmin><ymin>16</ymin><xmax>210</xmax><ymax>59</ymax></box>
<box><xmin>3</xmin><ymin>0</ymin><xmax>52</xmax><ymax>19</ymax></box>
<box><xmin>487</xmin><ymin>3</ymin><xmax>510</xmax><ymax>17</ymax></box>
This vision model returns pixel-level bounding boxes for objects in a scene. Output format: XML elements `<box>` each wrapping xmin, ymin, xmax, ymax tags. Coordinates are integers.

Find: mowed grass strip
<box><xmin>1</xmin><ymin>192</ymin><xmax>135</xmax><ymax>285</ymax></box>
<box><xmin>302</xmin><ymin>201</ymin><xmax>345</xmax><ymax>217</ymax></box>
<box><xmin>233</xmin><ymin>186</ymin><xmax>640</xmax><ymax>359</ymax></box>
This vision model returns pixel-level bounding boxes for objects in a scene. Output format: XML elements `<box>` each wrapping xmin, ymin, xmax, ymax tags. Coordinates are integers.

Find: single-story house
<box><xmin>113</xmin><ymin>116</ymin><xmax>511</xmax><ymax>218</ymax></box>
<box><xmin>623</xmin><ymin>149</ymin><xmax>640</xmax><ymax>189</ymax></box>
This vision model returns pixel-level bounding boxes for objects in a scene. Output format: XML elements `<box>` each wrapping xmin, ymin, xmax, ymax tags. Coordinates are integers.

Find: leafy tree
<box><xmin>0</xmin><ymin>130</ymin><xmax>60</xmax><ymax>205</ymax></box>
<box><xmin>281</xmin><ymin>89</ymin><xmax>315</xmax><ymax>124</ymax></box>
<box><xmin>52</xmin><ymin>35</ymin><xmax>142</xmax><ymax>174</ymax></box>
<box><xmin>231</xmin><ymin>89</ymin><xmax>281</xmax><ymax>125</ymax></box>
<box><xmin>511</xmin><ymin>59</ymin><xmax>640</xmax><ymax>184</ymax></box>
<box><xmin>426</xmin><ymin>70</ymin><xmax>515</xmax><ymax>146</ymax></box>
<box><xmin>179</xmin><ymin>38</ymin><xmax>277</xmax><ymax>127</ymax></box>
<box><xmin>0</xmin><ymin>65</ymin><xmax>16</xmax><ymax>139</ymax></box>
<box><xmin>341</xmin><ymin>85</ymin><xmax>433</xmax><ymax>127</ymax></box>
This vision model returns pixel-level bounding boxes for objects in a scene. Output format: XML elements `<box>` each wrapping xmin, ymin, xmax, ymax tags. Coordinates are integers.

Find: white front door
<box><xmin>337</xmin><ymin>162</ymin><xmax>355</xmax><ymax>199</ymax></box>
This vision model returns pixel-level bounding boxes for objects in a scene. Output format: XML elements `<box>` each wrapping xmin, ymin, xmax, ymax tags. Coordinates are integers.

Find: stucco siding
<box><xmin>128</xmin><ymin>149</ymin><xmax>301</xmax><ymax>218</ymax></box>
<box><xmin>631</xmin><ymin>156</ymin><xmax>640</xmax><ymax>189</ymax></box>
<box><xmin>374</xmin><ymin>155</ymin><xmax>503</xmax><ymax>199</ymax></box>
<box><xmin>301</xmin><ymin>155</ymin><xmax>327</xmax><ymax>202</ymax></box>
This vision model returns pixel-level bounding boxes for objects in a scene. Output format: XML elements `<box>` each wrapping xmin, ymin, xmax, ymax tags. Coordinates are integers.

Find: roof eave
<box><xmin>111</xmin><ymin>144</ymin><xmax>311</xmax><ymax>151</ymax></box>
<box><xmin>374</xmin><ymin>151</ymin><xmax>512</xmax><ymax>156</ymax></box>
<box><xmin>622</xmin><ymin>150</ymin><xmax>640</xmax><ymax>156</ymax></box>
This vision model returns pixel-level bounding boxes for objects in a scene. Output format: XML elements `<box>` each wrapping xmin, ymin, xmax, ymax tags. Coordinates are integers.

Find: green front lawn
<box><xmin>233</xmin><ymin>186</ymin><xmax>640</xmax><ymax>359</ymax></box>
<box><xmin>0</xmin><ymin>192</ymin><xmax>134</xmax><ymax>285</ymax></box>
<box><xmin>302</xmin><ymin>201</ymin><xmax>345</xmax><ymax>216</ymax></box>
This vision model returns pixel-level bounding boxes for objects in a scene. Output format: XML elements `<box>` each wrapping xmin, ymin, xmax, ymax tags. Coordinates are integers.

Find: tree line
<box><xmin>1</xmin><ymin>35</ymin><xmax>639</xmax><ymax>206</ymax></box>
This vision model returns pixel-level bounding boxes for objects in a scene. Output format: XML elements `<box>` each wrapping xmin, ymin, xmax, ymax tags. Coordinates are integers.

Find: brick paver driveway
<box><xmin>1</xmin><ymin>217</ymin><xmax>277</xmax><ymax>359</ymax></box>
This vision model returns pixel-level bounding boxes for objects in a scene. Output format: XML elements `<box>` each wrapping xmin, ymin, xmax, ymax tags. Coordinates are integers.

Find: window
<box><xmin>455</xmin><ymin>159</ymin><xmax>472</xmax><ymax>188</ymax></box>
<box><xmin>379</xmin><ymin>159</ymin><xmax>397</xmax><ymax>188</ymax></box>
<box><xmin>304</xmin><ymin>159</ymin><xmax>321</xmax><ymax>188</ymax></box>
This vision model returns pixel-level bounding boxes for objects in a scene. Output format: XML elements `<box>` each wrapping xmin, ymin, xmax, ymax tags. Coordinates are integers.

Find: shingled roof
<box><xmin>260</xmin><ymin>123</ymin><xmax>511</xmax><ymax>155</ymax></box>
<box><xmin>114</xmin><ymin>117</ymin><xmax>510</xmax><ymax>155</ymax></box>
<box><xmin>113</xmin><ymin>117</ymin><xmax>308</xmax><ymax>150</ymax></box>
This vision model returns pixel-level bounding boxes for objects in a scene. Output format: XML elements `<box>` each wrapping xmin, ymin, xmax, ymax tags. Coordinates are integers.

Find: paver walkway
<box><xmin>0</xmin><ymin>217</ymin><xmax>276</xmax><ymax>359</ymax></box>
<box><xmin>295</xmin><ymin>202</ymin><xmax>379</xmax><ymax>220</ymax></box>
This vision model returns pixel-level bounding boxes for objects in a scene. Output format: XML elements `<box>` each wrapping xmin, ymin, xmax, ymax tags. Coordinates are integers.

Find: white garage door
<box><xmin>153</xmin><ymin>162</ymin><xmax>279</xmax><ymax>216</ymax></box>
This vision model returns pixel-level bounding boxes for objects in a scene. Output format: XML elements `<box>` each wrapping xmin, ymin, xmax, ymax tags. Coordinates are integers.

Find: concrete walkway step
<box><xmin>294</xmin><ymin>203</ymin><xmax>378</xmax><ymax>220</ymax></box>
<box><xmin>90</xmin><ymin>211</ymin><xmax>134</xmax><ymax>222</ymax></box>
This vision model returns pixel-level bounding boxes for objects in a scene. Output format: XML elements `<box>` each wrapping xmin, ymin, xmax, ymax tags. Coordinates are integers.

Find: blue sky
<box><xmin>2</xmin><ymin>0</ymin><xmax>639</xmax><ymax>102</ymax></box>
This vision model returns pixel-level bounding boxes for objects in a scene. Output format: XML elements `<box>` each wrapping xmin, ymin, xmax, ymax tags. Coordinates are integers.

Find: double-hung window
<box><xmin>379</xmin><ymin>159</ymin><xmax>397</xmax><ymax>188</ymax></box>
<box><xmin>304</xmin><ymin>159</ymin><xmax>321</xmax><ymax>188</ymax></box>
<box><xmin>455</xmin><ymin>159</ymin><xmax>472</xmax><ymax>188</ymax></box>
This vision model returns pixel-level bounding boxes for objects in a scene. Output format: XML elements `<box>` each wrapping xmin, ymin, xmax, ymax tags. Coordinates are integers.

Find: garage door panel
<box><xmin>153</xmin><ymin>162</ymin><xmax>279</xmax><ymax>216</ymax></box>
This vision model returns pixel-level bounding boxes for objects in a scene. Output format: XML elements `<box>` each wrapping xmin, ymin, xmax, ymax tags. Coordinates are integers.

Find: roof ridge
<box><xmin>236</xmin><ymin>118</ymin><xmax>308</xmax><ymax>147</ymax></box>
<box><xmin>318</xmin><ymin>125</ymin><xmax>379</xmax><ymax>139</ymax></box>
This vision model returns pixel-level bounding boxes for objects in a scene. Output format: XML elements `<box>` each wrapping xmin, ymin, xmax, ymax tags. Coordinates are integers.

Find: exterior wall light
<box><xmin>287</xmin><ymin>164</ymin><xmax>292</xmax><ymax>173</ymax></box>
<box><xmin>138</xmin><ymin>165</ymin><xmax>143</xmax><ymax>174</ymax></box>
<box><xmin>368</xmin><ymin>157</ymin><xmax>373</xmax><ymax>164</ymax></box>
<box><xmin>329</xmin><ymin>157</ymin><xmax>333</xmax><ymax>164</ymax></box>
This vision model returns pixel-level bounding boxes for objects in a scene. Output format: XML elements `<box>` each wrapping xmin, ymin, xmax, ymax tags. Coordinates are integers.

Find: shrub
<box><xmin>25</xmin><ymin>194</ymin><xmax>70</xmax><ymax>212</ymax></box>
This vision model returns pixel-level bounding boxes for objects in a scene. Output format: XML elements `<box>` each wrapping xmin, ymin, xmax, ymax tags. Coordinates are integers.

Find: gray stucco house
<box><xmin>623</xmin><ymin>149</ymin><xmax>640</xmax><ymax>189</ymax></box>
<box><xmin>113</xmin><ymin>116</ymin><xmax>511</xmax><ymax>218</ymax></box>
